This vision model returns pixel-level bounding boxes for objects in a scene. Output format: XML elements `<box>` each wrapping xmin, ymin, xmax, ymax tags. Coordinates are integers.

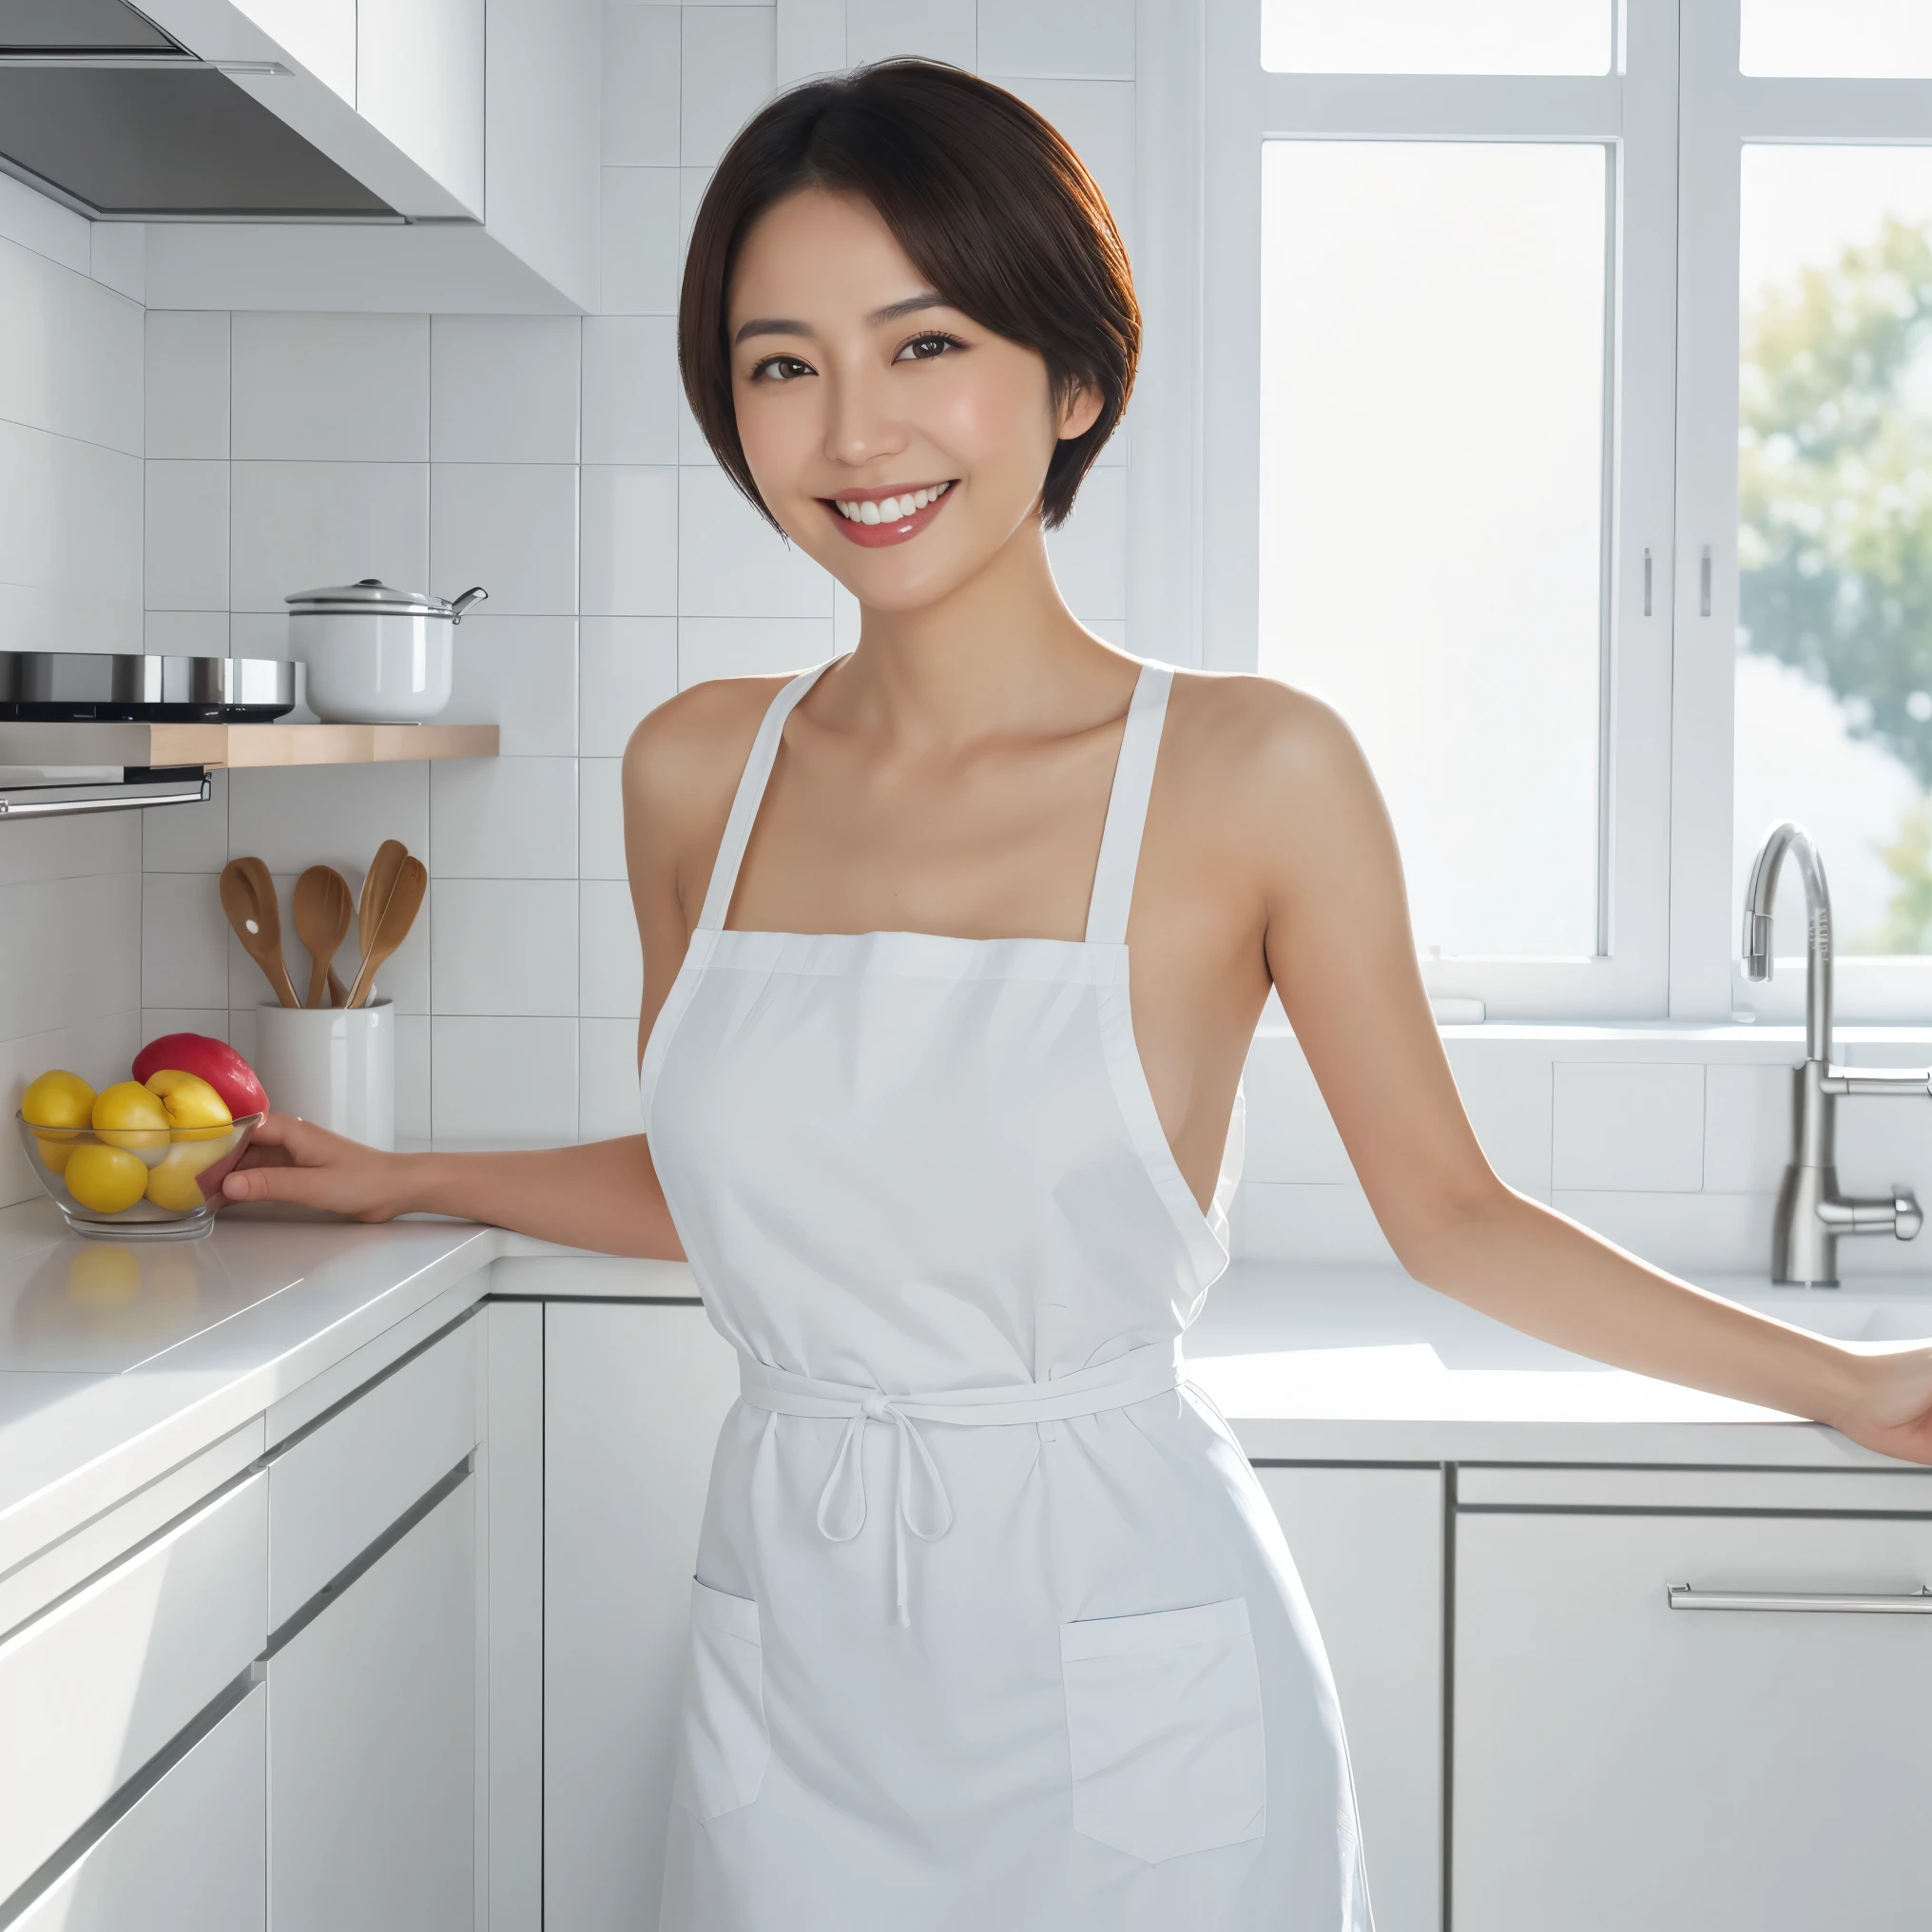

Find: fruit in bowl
<box><xmin>19</xmin><ymin>1040</ymin><xmax>270</xmax><ymax>1239</ymax></box>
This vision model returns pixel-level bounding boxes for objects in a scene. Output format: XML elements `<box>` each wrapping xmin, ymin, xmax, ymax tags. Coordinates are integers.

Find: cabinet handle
<box><xmin>1668</xmin><ymin>1583</ymin><xmax>1932</xmax><ymax>1615</ymax></box>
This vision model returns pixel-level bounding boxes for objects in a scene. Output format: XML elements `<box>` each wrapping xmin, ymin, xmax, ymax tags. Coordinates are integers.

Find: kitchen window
<box><xmin>1178</xmin><ymin>0</ymin><xmax>1932</xmax><ymax>1022</ymax></box>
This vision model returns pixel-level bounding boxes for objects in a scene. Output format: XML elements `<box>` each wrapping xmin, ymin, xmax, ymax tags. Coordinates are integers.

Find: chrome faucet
<box><xmin>1743</xmin><ymin>821</ymin><xmax>1927</xmax><ymax>1285</ymax></box>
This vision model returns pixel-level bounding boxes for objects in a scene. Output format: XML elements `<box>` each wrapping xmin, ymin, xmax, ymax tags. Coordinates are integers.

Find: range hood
<box><xmin>0</xmin><ymin>0</ymin><xmax>396</xmax><ymax>220</ymax></box>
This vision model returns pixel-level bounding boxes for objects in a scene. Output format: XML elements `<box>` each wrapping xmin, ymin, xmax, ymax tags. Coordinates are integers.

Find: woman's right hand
<box><xmin>222</xmin><ymin>1112</ymin><xmax>416</xmax><ymax>1222</ymax></box>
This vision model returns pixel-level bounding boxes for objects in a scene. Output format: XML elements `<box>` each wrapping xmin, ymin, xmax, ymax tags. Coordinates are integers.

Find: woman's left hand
<box><xmin>1831</xmin><ymin>1346</ymin><xmax>1932</xmax><ymax>1464</ymax></box>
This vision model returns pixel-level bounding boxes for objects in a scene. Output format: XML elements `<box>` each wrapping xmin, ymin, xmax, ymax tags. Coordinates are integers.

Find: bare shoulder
<box><xmin>621</xmin><ymin>674</ymin><xmax>793</xmax><ymax>834</ymax></box>
<box><xmin>1162</xmin><ymin>668</ymin><xmax>1379</xmax><ymax>813</ymax></box>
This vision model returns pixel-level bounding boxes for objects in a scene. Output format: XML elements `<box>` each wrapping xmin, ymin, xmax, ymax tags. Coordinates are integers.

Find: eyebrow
<box><xmin>731</xmin><ymin>291</ymin><xmax>953</xmax><ymax>347</ymax></box>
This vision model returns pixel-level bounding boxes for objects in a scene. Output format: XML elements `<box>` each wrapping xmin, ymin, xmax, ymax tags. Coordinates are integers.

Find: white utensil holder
<box><xmin>254</xmin><ymin>1000</ymin><xmax>396</xmax><ymax>1150</ymax></box>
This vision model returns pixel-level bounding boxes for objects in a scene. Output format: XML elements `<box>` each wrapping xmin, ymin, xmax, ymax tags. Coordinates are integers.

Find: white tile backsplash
<box><xmin>678</xmin><ymin>465</ymin><xmax>833</xmax><ymax>617</ymax></box>
<box><xmin>581</xmin><ymin>466</ymin><xmax>678</xmax><ymax>616</ymax></box>
<box><xmin>226</xmin><ymin>763</ymin><xmax>431</xmax><ymax>877</ymax></box>
<box><xmin>430</xmin><ymin>879</ymin><xmax>580</xmax><ymax>1015</ymax></box>
<box><xmin>1553</xmin><ymin>1062</ymin><xmax>1706</xmax><ymax>1193</ymax></box>
<box><xmin>144</xmin><ymin>770</ymin><xmax>230</xmax><ymax>874</ymax></box>
<box><xmin>431</xmin><ymin>759</ymin><xmax>580</xmax><ymax>879</ymax></box>
<box><xmin>579</xmin><ymin>759</ymin><xmax>628</xmax><ymax>879</ymax></box>
<box><xmin>434</xmin><ymin>1016</ymin><xmax>579</xmax><ymax>1140</ymax></box>
<box><xmin>144</xmin><ymin>460</ymin><xmax>229</xmax><ymax>610</ymax></box>
<box><xmin>230</xmin><ymin>460</ymin><xmax>431</xmax><ymax>610</ymax></box>
<box><xmin>677</xmin><ymin>616</ymin><xmax>834</xmax><ymax>685</ymax></box>
<box><xmin>582</xmin><ymin>315</ymin><xmax>680</xmax><ymax>466</ymax></box>
<box><xmin>978</xmin><ymin>0</ymin><xmax>1134</xmax><ymax>80</ymax></box>
<box><xmin>142</xmin><ymin>875</ymin><xmax>230</xmax><ymax>1011</ymax></box>
<box><xmin>445</xmin><ymin>614</ymin><xmax>579</xmax><ymax>757</ymax></box>
<box><xmin>580</xmin><ymin>616</ymin><xmax>677</xmax><ymax>754</ymax></box>
<box><xmin>599</xmin><ymin>168</ymin><xmax>682</xmax><ymax>315</ymax></box>
<box><xmin>431</xmin><ymin>463</ymin><xmax>579</xmax><ymax>614</ymax></box>
<box><xmin>430</xmin><ymin>317</ymin><xmax>583</xmax><ymax>465</ymax></box>
<box><xmin>145</xmin><ymin>310</ymin><xmax>229</xmax><ymax>459</ymax></box>
<box><xmin>845</xmin><ymin>0</ymin><xmax>977</xmax><ymax>68</ymax></box>
<box><xmin>1045</xmin><ymin>457</ymin><xmax>1127</xmax><ymax>623</ymax></box>
<box><xmin>230</xmin><ymin>312</ymin><xmax>431</xmax><ymax>462</ymax></box>
<box><xmin>604</xmin><ymin>5</ymin><xmax>682</xmax><ymax>166</ymax></box>
<box><xmin>579</xmin><ymin>1015</ymin><xmax>645</xmax><ymax>1138</ymax></box>
<box><xmin>776</xmin><ymin>0</ymin><xmax>844</xmax><ymax>84</ymax></box>
<box><xmin>579</xmin><ymin>879</ymin><xmax>643</xmax><ymax>1019</ymax></box>
<box><xmin>681</xmin><ymin>6</ymin><xmax>776</xmax><ymax>167</ymax></box>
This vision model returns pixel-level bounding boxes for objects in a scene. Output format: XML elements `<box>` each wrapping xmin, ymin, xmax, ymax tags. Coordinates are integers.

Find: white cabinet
<box><xmin>1255</xmin><ymin>1466</ymin><xmax>1444</xmax><ymax>1932</ymax></box>
<box><xmin>542</xmin><ymin>1302</ymin><xmax>742</xmax><ymax>1932</ymax></box>
<box><xmin>268</xmin><ymin>1479</ymin><xmax>476</xmax><ymax>1932</ymax></box>
<box><xmin>0</xmin><ymin>1474</ymin><xmax>267</xmax><ymax>1906</ymax></box>
<box><xmin>12</xmin><ymin>1685</ymin><xmax>265</xmax><ymax>1932</ymax></box>
<box><xmin>1454</xmin><ymin>1507</ymin><xmax>1932</xmax><ymax>1930</ymax></box>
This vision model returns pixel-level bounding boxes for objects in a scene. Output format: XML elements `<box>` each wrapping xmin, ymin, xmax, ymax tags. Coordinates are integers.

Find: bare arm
<box><xmin>222</xmin><ymin>680</ymin><xmax>782</xmax><ymax>1256</ymax></box>
<box><xmin>1253</xmin><ymin>686</ymin><xmax>1932</xmax><ymax>1465</ymax></box>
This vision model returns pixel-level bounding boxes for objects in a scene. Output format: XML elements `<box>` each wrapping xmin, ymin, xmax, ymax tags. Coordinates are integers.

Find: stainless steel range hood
<box><xmin>0</xmin><ymin>0</ymin><xmax>397</xmax><ymax>220</ymax></box>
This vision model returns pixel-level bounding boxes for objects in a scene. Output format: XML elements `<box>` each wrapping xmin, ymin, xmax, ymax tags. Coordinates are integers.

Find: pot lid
<box><xmin>285</xmin><ymin>576</ymin><xmax>447</xmax><ymax>614</ymax></box>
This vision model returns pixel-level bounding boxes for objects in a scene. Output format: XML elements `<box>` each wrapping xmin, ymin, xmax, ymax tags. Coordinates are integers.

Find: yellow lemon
<box><xmin>22</xmin><ymin>1069</ymin><xmax>94</xmax><ymax>1128</ymax></box>
<box><xmin>65</xmin><ymin>1143</ymin><xmax>149</xmax><ymax>1215</ymax></box>
<box><xmin>32</xmin><ymin>1130</ymin><xmax>81</xmax><ymax>1175</ymax></box>
<box><xmin>145</xmin><ymin>1069</ymin><xmax>232</xmax><ymax>1141</ymax></box>
<box><xmin>145</xmin><ymin>1142</ymin><xmax>222</xmax><ymax>1212</ymax></box>
<box><xmin>91</xmin><ymin>1081</ymin><xmax>171</xmax><ymax>1163</ymax></box>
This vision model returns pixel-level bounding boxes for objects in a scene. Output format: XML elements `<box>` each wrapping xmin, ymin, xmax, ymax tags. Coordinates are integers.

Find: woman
<box><xmin>227</xmin><ymin>60</ymin><xmax>1932</xmax><ymax>1932</ymax></box>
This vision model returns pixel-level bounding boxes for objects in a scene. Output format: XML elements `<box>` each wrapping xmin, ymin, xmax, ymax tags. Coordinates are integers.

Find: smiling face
<box><xmin>727</xmin><ymin>187</ymin><xmax>1101</xmax><ymax>613</ymax></box>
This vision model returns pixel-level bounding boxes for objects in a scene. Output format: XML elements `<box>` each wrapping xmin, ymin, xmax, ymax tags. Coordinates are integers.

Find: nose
<box><xmin>822</xmin><ymin>357</ymin><xmax>907</xmax><ymax>472</ymax></box>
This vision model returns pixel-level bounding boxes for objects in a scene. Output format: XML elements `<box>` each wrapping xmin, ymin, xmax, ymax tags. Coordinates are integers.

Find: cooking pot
<box><xmin>285</xmin><ymin>578</ymin><xmax>488</xmax><ymax>724</ymax></box>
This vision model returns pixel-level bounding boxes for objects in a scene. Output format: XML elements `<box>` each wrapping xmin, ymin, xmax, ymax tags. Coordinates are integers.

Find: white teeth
<box><xmin>833</xmin><ymin>482</ymin><xmax>950</xmax><ymax>524</ymax></box>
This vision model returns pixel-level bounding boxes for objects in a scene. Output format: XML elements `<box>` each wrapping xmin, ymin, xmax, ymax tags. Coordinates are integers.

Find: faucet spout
<box><xmin>1742</xmin><ymin>820</ymin><xmax>1833</xmax><ymax>1065</ymax></box>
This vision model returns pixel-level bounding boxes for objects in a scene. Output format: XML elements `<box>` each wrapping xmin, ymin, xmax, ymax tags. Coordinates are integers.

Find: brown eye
<box><xmin>751</xmin><ymin>356</ymin><xmax>813</xmax><ymax>382</ymax></box>
<box><xmin>896</xmin><ymin>333</ymin><xmax>963</xmax><ymax>362</ymax></box>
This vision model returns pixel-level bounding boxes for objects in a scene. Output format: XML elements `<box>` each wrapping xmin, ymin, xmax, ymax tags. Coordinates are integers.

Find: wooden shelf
<box><xmin>0</xmin><ymin>723</ymin><xmax>499</xmax><ymax>769</ymax></box>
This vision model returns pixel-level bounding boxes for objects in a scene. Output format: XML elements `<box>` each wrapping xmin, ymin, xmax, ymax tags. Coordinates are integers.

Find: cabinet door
<box><xmin>543</xmin><ymin>1303</ymin><xmax>741</xmax><ymax>1932</ymax></box>
<box><xmin>268</xmin><ymin>1480</ymin><xmax>475</xmax><ymax>1932</ymax></box>
<box><xmin>14</xmin><ymin>1684</ymin><xmax>264</xmax><ymax>1932</ymax></box>
<box><xmin>1455</xmin><ymin>1510</ymin><xmax>1932</xmax><ymax>1931</ymax></box>
<box><xmin>1255</xmin><ymin>1466</ymin><xmax>1443</xmax><ymax>1932</ymax></box>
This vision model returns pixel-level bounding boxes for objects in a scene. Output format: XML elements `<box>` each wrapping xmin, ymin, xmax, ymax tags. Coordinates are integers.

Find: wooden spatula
<box><xmin>220</xmin><ymin>858</ymin><xmax>300</xmax><ymax>1008</ymax></box>
<box><xmin>344</xmin><ymin>854</ymin><xmax>427</xmax><ymax>1009</ymax></box>
<box><xmin>293</xmin><ymin>865</ymin><xmax>354</xmax><ymax>1009</ymax></box>
<box><xmin>357</xmin><ymin>840</ymin><xmax>407</xmax><ymax>976</ymax></box>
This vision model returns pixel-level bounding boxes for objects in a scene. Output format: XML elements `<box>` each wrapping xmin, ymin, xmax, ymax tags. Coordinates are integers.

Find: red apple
<box><xmin>131</xmin><ymin>1034</ymin><xmax>269</xmax><ymax>1118</ymax></box>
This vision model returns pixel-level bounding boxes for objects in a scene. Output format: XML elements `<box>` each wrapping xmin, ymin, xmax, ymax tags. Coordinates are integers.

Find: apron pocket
<box><xmin>672</xmin><ymin>1578</ymin><xmax>770</xmax><ymax>1821</ymax></box>
<box><xmin>1060</xmin><ymin>1595</ymin><xmax>1266</xmax><ymax>1864</ymax></box>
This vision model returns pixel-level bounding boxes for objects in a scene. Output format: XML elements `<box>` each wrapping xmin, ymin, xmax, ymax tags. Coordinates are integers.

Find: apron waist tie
<box><xmin>737</xmin><ymin>1340</ymin><xmax>1185</xmax><ymax>1625</ymax></box>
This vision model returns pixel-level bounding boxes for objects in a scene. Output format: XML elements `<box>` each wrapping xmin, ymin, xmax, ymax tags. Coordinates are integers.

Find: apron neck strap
<box><xmin>696</xmin><ymin>658</ymin><xmax>837</xmax><ymax>933</ymax></box>
<box><xmin>1084</xmin><ymin>663</ymin><xmax>1174</xmax><ymax>946</ymax></box>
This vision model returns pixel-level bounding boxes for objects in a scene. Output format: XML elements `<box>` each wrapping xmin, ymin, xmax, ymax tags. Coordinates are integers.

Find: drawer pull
<box><xmin>1668</xmin><ymin>1583</ymin><xmax>1932</xmax><ymax>1615</ymax></box>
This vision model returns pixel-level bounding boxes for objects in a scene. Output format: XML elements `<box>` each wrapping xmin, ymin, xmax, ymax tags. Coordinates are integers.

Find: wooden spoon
<box><xmin>220</xmin><ymin>858</ymin><xmax>300</xmax><ymax>1008</ymax></box>
<box><xmin>345</xmin><ymin>854</ymin><xmax>426</xmax><ymax>1009</ymax></box>
<box><xmin>293</xmin><ymin>866</ymin><xmax>354</xmax><ymax>1009</ymax></box>
<box><xmin>357</xmin><ymin>840</ymin><xmax>408</xmax><ymax>976</ymax></box>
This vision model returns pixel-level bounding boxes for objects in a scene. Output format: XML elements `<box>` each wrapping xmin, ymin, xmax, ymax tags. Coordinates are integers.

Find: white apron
<box><xmin>645</xmin><ymin>660</ymin><xmax>1373</xmax><ymax>1931</ymax></box>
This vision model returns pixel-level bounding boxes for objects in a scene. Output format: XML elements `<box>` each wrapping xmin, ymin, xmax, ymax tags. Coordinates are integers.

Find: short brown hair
<box><xmin>678</xmin><ymin>60</ymin><xmax>1138</xmax><ymax>532</ymax></box>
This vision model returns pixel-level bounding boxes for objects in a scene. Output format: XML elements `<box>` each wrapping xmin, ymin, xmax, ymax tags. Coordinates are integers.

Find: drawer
<box><xmin>0</xmin><ymin>1472</ymin><xmax>267</xmax><ymax>1906</ymax></box>
<box><xmin>268</xmin><ymin>1318</ymin><xmax>475</xmax><ymax>1630</ymax></box>
<box><xmin>10</xmin><ymin>1684</ymin><xmax>265</xmax><ymax>1931</ymax></box>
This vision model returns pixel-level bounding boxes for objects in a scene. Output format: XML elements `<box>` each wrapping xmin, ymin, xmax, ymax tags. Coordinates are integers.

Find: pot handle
<box><xmin>448</xmin><ymin>586</ymin><xmax>490</xmax><ymax>622</ymax></box>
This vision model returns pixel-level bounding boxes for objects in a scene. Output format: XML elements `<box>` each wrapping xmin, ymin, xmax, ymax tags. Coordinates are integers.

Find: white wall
<box><xmin>0</xmin><ymin>180</ymin><xmax>147</xmax><ymax>1206</ymax></box>
<box><xmin>137</xmin><ymin>0</ymin><xmax>1137</xmax><ymax>1144</ymax></box>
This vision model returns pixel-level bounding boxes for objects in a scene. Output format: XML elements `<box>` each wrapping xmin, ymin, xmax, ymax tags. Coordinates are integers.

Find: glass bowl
<box><xmin>16</xmin><ymin>1111</ymin><xmax>265</xmax><ymax>1240</ymax></box>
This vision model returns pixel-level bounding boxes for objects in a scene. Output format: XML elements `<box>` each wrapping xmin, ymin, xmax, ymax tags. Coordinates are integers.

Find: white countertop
<box><xmin>5</xmin><ymin>1199</ymin><xmax>1930</xmax><ymax>1574</ymax></box>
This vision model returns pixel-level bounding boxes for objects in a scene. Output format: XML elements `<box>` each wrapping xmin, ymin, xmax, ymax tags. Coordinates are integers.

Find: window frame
<box><xmin>1156</xmin><ymin>0</ymin><xmax>1932</xmax><ymax>1023</ymax></box>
